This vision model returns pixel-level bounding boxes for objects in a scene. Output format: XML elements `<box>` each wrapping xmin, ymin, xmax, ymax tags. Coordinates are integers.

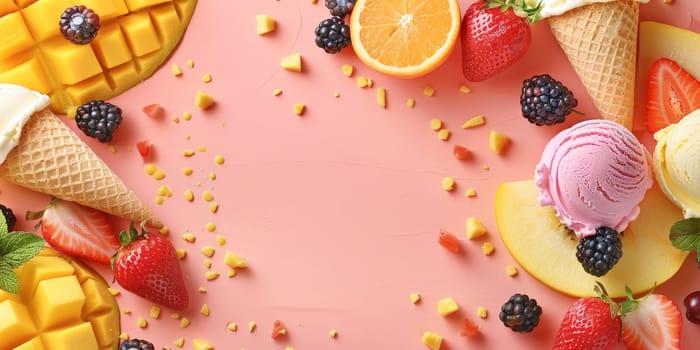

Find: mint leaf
<box><xmin>0</xmin><ymin>214</ymin><xmax>7</xmax><ymax>236</ymax></box>
<box><xmin>0</xmin><ymin>232</ymin><xmax>44</xmax><ymax>269</ymax></box>
<box><xmin>0</xmin><ymin>260</ymin><xmax>19</xmax><ymax>294</ymax></box>
<box><xmin>669</xmin><ymin>218</ymin><xmax>700</xmax><ymax>251</ymax></box>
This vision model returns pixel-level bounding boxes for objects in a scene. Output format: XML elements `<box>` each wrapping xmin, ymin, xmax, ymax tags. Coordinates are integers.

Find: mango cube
<box><xmin>0</xmin><ymin>300</ymin><xmax>36</xmax><ymax>346</ymax></box>
<box><xmin>489</xmin><ymin>130</ymin><xmax>510</xmax><ymax>154</ymax></box>
<box><xmin>421</xmin><ymin>331</ymin><xmax>443</xmax><ymax>350</ymax></box>
<box><xmin>466</xmin><ymin>217</ymin><xmax>487</xmax><ymax>239</ymax></box>
<box><xmin>192</xmin><ymin>339</ymin><xmax>214</xmax><ymax>350</ymax></box>
<box><xmin>462</xmin><ymin>115</ymin><xmax>485</xmax><ymax>128</ymax></box>
<box><xmin>195</xmin><ymin>91</ymin><xmax>216</xmax><ymax>109</ymax></box>
<box><xmin>224</xmin><ymin>252</ymin><xmax>249</xmax><ymax>269</ymax></box>
<box><xmin>437</xmin><ymin>297</ymin><xmax>459</xmax><ymax>316</ymax></box>
<box><xmin>31</xmin><ymin>275</ymin><xmax>85</xmax><ymax>330</ymax></box>
<box><xmin>256</xmin><ymin>14</ymin><xmax>276</xmax><ymax>35</ymax></box>
<box><xmin>281</xmin><ymin>53</ymin><xmax>302</xmax><ymax>72</ymax></box>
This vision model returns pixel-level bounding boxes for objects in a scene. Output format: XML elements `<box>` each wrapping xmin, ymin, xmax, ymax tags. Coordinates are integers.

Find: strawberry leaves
<box><xmin>669</xmin><ymin>218</ymin><xmax>700</xmax><ymax>267</ymax></box>
<box><xmin>0</xmin><ymin>214</ymin><xmax>44</xmax><ymax>294</ymax></box>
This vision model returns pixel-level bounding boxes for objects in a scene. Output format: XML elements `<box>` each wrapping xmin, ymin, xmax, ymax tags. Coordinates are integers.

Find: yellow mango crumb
<box><xmin>198</xmin><ymin>286</ymin><xmax>207</xmax><ymax>293</ymax></box>
<box><xmin>256</xmin><ymin>14</ymin><xmax>276</xmax><ymax>35</ymax></box>
<box><xmin>248</xmin><ymin>321</ymin><xmax>256</xmax><ymax>333</ymax></box>
<box><xmin>329</xmin><ymin>329</ymin><xmax>338</xmax><ymax>338</ymax></box>
<box><xmin>410</xmin><ymin>292</ymin><xmax>421</xmax><ymax>304</ymax></box>
<box><xmin>228</xmin><ymin>269</ymin><xmax>237</xmax><ymax>278</ymax></box>
<box><xmin>182</xmin><ymin>167</ymin><xmax>194</xmax><ymax>176</ymax></box>
<box><xmin>153</xmin><ymin>169</ymin><xmax>167</xmax><ymax>180</ymax></box>
<box><xmin>341</xmin><ymin>64</ymin><xmax>354</xmax><ymax>77</ymax></box>
<box><xmin>437</xmin><ymin>297</ymin><xmax>459</xmax><ymax>316</ymax></box>
<box><xmin>224</xmin><ymin>252</ymin><xmax>249</xmax><ymax>269</ymax></box>
<box><xmin>201</xmin><ymin>246</ymin><xmax>216</xmax><ymax>257</ymax></box>
<box><xmin>172</xmin><ymin>64</ymin><xmax>182</xmax><ymax>76</ymax></box>
<box><xmin>442</xmin><ymin>177</ymin><xmax>455</xmax><ymax>192</ymax></box>
<box><xmin>203</xmin><ymin>259</ymin><xmax>212</xmax><ymax>268</ymax></box>
<box><xmin>423</xmin><ymin>85</ymin><xmax>435</xmax><ymax>96</ymax></box>
<box><xmin>171</xmin><ymin>115</ymin><xmax>180</xmax><ymax>123</ymax></box>
<box><xmin>137</xmin><ymin>317</ymin><xmax>148</xmax><ymax>328</ymax></box>
<box><xmin>182</xmin><ymin>149</ymin><xmax>195</xmax><ymax>157</ymax></box>
<box><xmin>151</xmin><ymin>306</ymin><xmax>161</xmax><ymax>319</ymax></box>
<box><xmin>377</xmin><ymin>87</ymin><xmax>387</xmax><ymax>108</ymax></box>
<box><xmin>183</xmin><ymin>111</ymin><xmax>192</xmax><ymax>121</ymax></box>
<box><xmin>160</xmin><ymin>227</ymin><xmax>170</xmax><ymax>235</ymax></box>
<box><xmin>182</xmin><ymin>233</ymin><xmax>196</xmax><ymax>243</ymax></box>
<box><xmin>459</xmin><ymin>84</ymin><xmax>472</xmax><ymax>94</ymax></box>
<box><xmin>477</xmin><ymin>306</ymin><xmax>488</xmax><ymax>319</ymax></box>
<box><xmin>201</xmin><ymin>73</ymin><xmax>212</xmax><ymax>83</ymax></box>
<box><xmin>170</xmin><ymin>313</ymin><xmax>181</xmax><ymax>319</ymax></box>
<box><xmin>108</xmin><ymin>144</ymin><xmax>116</xmax><ymax>153</ymax></box>
<box><xmin>173</xmin><ymin>337</ymin><xmax>185</xmax><ymax>347</ymax></box>
<box><xmin>482</xmin><ymin>242</ymin><xmax>495</xmax><ymax>256</ymax></box>
<box><xmin>422</xmin><ymin>331</ymin><xmax>443</xmax><ymax>350</ymax></box>
<box><xmin>200</xmin><ymin>304</ymin><xmax>210</xmax><ymax>316</ymax></box>
<box><xmin>438</xmin><ymin>129</ymin><xmax>450</xmax><ymax>141</ymax></box>
<box><xmin>466</xmin><ymin>217</ymin><xmax>487</xmax><ymax>239</ymax></box>
<box><xmin>195</xmin><ymin>91</ymin><xmax>216</xmax><ymax>110</ymax></box>
<box><xmin>506</xmin><ymin>265</ymin><xmax>518</xmax><ymax>277</ymax></box>
<box><xmin>216</xmin><ymin>235</ymin><xmax>226</xmax><ymax>246</ymax></box>
<box><xmin>334</xmin><ymin>91</ymin><xmax>340</xmax><ymax>98</ymax></box>
<box><xmin>202</xmin><ymin>191</ymin><xmax>214</xmax><ymax>202</ymax></box>
<box><xmin>205</xmin><ymin>222</ymin><xmax>216</xmax><ymax>232</ymax></box>
<box><xmin>205</xmin><ymin>271</ymin><xmax>220</xmax><ymax>281</ymax></box>
<box><xmin>180</xmin><ymin>317</ymin><xmax>191</xmax><ymax>328</ymax></box>
<box><xmin>273</xmin><ymin>88</ymin><xmax>283</xmax><ymax>96</ymax></box>
<box><xmin>209</xmin><ymin>172</ymin><xmax>216</xmax><ymax>181</ymax></box>
<box><xmin>462</xmin><ymin>115</ymin><xmax>485</xmax><ymax>128</ymax></box>
<box><xmin>208</xmin><ymin>203</ymin><xmax>219</xmax><ymax>213</ymax></box>
<box><xmin>192</xmin><ymin>339</ymin><xmax>213</xmax><ymax>350</ymax></box>
<box><xmin>483</xmin><ymin>165</ymin><xmax>491</xmax><ymax>171</ymax></box>
<box><xmin>176</xmin><ymin>249</ymin><xmax>186</xmax><ymax>259</ymax></box>
<box><xmin>294</xmin><ymin>103</ymin><xmax>306</xmax><ymax>116</ymax></box>
<box><xmin>406</xmin><ymin>98</ymin><xmax>415</xmax><ymax>108</ymax></box>
<box><xmin>122</xmin><ymin>309</ymin><xmax>130</xmax><ymax>315</ymax></box>
<box><xmin>214</xmin><ymin>155</ymin><xmax>225</xmax><ymax>165</ymax></box>
<box><xmin>154</xmin><ymin>196</ymin><xmax>164</xmax><ymax>205</ymax></box>
<box><xmin>227</xmin><ymin>322</ymin><xmax>238</xmax><ymax>332</ymax></box>
<box><xmin>119</xmin><ymin>332</ymin><xmax>129</xmax><ymax>340</ymax></box>
<box><xmin>186</xmin><ymin>59</ymin><xmax>195</xmax><ymax>68</ymax></box>
<box><xmin>489</xmin><ymin>130</ymin><xmax>510</xmax><ymax>155</ymax></box>
<box><xmin>430</xmin><ymin>118</ymin><xmax>442</xmax><ymax>131</ymax></box>
<box><xmin>367</xmin><ymin>77</ymin><xmax>374</xmax><ymax>87</ymax></box>
<box><xmin>465</xmin><ymin>188</ymin><xmax>477</xmax><ymax>197</ymax></box>
<box><xmin>157</xmin><ymin>185</ymin><xmax>173</xmax><ymax>197</ymax></box>
<box><xmin>184</xmin><ymin>190</ymin><xmax>194</xmax><ymax>201</ymax></box>
<box><xmin>281</xmin><ymin>53</ymin><xmax>302</xmax><ymax>72</ymax></box>
<box><xmin>144</xmin><ymin>163</ymin><xmax>157</xmax><ymax>176</ymax></box>
<box><xmin>357</xmin><ymin>76</ymin><xmax>369</xmax><ymax>88</ymax></box>
<box><xmin>108</xmin><ymin>288</ymin><xmax>120</xmax><ymax>296</ymax></box>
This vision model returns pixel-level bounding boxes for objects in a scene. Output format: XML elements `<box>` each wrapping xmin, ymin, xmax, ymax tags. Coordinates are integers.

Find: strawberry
<box><xmin>552</xmin><ymin>297</ymin><xmax>621</xmax><ymax>350</ymax></box>
<box><xmin>136</xmin><ymin>140</ymin><xmax>151</xmax><ymax>158</ymax></box>
<box><xmin>646</xmin><ymin>57</ymin><xmax>700</xmax><ymax>133</ymax></box>
<box><xmin>460</xmin><ymin>0</ymin><xmax>540</xmax><ymax>82</ymax></box>
<box><xmin>26</xmin><ymin>198</ymin><xmax>119</xmax><ymax>264</ymax></box>
<box><xmin>621</xmin><ymin>293</ymin><xmax>681</xmax><ymax>350</ymax></box>
<box><xmin>112</xmin><ymin>223</ymin><xmax>189</xmax><ymax>310</ymax></box>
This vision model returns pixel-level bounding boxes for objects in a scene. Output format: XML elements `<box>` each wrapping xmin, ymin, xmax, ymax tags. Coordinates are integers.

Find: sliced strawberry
<box><xmin>271</xmin><ymin>320</ymin><xmax>287</xmax><ymax>339</ymax></box>
<box><xmin>459</xmin><ymin>317</ymin><xmax>480</xmax><ymax>337</ymax></box>
<box><xmin>27</xmin><ymin>198</ymin><xmax>119</xmax><ymax>264</ymax></box>
<box><xmin>438</xmin><ymin>229</ymin><xmax>461</xmax><ymax>253</ymax></box>
<box><xmin>453</xmin><ymin>145</ymin><xmax>471</xmax><ymax>160</ymax></box>
<box><xmin>621</xmin><ymin>294</ymin><xmax>682</xmax><ymax>350</ymax></box>
<box><xmin>646</xmin><ymin>57</ymin><xmax>700</xmax><ymax>133</ymax></box>
<box><xmin>136</xmin><ymin>140</ymin><xmax>151</xmax><ymax>158</ymax></box>
<box><xmin>142</xmin><ymin>103</ymin><xmax>163</xmax><ymax>118</ymax></box>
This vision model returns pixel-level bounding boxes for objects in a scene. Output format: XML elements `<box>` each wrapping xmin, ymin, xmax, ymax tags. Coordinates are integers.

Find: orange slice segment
<box><xmin>349</xmin><ymin>0</ymin><xmax>461</xmax><ymax>79</ymax></box>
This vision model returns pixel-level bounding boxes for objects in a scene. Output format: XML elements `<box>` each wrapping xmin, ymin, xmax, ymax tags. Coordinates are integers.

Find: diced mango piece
<box><xmin>224</xmin><ymin>252</ymin><xmax>249</xmax><ymax>269</ymax></box>
<box><xmin>329</xmin><ymin>329</ymin><xmax>338</xmax><ymax>338</ymax></box>
<box><xmin>406</xmin><ymin>98</ymin><xmax>415</xmax><ymax>108</ymax></box>
<box><xmin>465</xmin><ymin>188</ymin><xmax>477</xmax><ymax>197</ymax></box>
<box><xmin>341</xmin><ymin>64</ymin><xmax>354</xmax><ymax>76</ymax></box>
<box><xmin>430</xmin><ymin>118</ymin><xmax>442</xmax><ymax>130</ymax></box>
<box><xmin>489</xmin><ymin>130</ymin><xmax>510</xmax><ymax>154</ymax></box>
<box><xmin>442</xmin><ymin>177</ymin><xmax>455</xmax><ymax>192</ymax></box>
<box><xmin>410</xmin><ymin>292</ymin><xmax>421</xmax><ymax>304</ymax></box>
<box><xmin>195</xmin><ymin>91</ymin><xmax>215</xmax><ymax>110</ymax></box>
<box><xmin>477</xmin><ymin>306</ymin><xmax>488</xmax><ymax>318</ymax></box>
<box><xmin>294</xmin><ymin>103</ymin><xmax>306</xmax><ymax>116</ymax></box>
<box><xmin>506</xmin><ymin>265</ymin><xmax>518</xmax><ymax>277</ymax></box>
<box><xmin>462</xmin><ymin>115</ymin><xmax>485</xmax><ymax>128</ymax></box>
<box><xmin>459</xmin><ymin>84</ymin><xmax>471</xmax><ymax>94</ymax></box>
<box><xmin>227</xmin><ymin>322</ymin><xmax>238</xmax><ymax>331</ymax></box>
<box><xmin>0</xmin><ymin>300</ymin><xmax>36</xmax><ymax>345</ymax></box>
<box><xmin>42</xmin><ymin>322</ymin><xmax>99</xmax><ymax>350</ymax></box>
<box><xmin>482</xmin><ymin>242</ymin><xmax>495</xmax><ymax>256</ymax></box>
<box><xmin>466</xmin><ymin>217</ymin><xmax>487</xmax><ymax>239</ymax></box>
<box><xmin>437</xmin><ymin>297</ymin><xmax>459</xmax><ymax>316</ymax></box>
<box><xmin>422</xmin><ymin>331</ymin><xmax>443</xmax><ymax>350</ymax></box>
<box><xmin>192</xmin><ymin>339</ymin><xmax>214</xmax><ymax>350</ymax></box>
<box><xmin>248</xmin><ymin>321</ymin><xmax>256</xmax><ymax>332</ymax></box>
<box><xmin>423</xmin><ymin>85</ymin><xmax>435</xmax><ymax>96</ymax></box>
<box><xmin>31</xmin><ymin>275</ymin><xmax>85</xmax><ymax>330</ymax></box>
<box><xmin>438</xmin><ymin>129</ymin><xmax>450</xmax><ymax>141</ymax></box>
<box><xmin>377</xmin><ymin>87</ymin><xmax>387</xmax><ymax>108</ymax></box>
<box><xmin>201</xmin><ymin>246</ymin><xmax>215</xmax><ymax>257</ymax></box>
<box><xmin>281</xmin><ymin>53</ymin><xmax>302</xmax><ymax>72</ymax></box>
<box><xmin>256</xmin><ymin>14</ymin><xmax>276</xmax><ymax>35</ymax></box>
<box><xmin>357</xmin><ymin>76</ymin><xmax>369</xmax><ymax>88</ymax></box>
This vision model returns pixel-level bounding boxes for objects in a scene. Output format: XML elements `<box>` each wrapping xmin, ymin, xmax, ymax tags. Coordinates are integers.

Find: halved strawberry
<box><xmin>621</xmin><ymin>293</ymin><xmax>682</xmax><ymax>350</ymax></box>
<box><xmin>26</xmin><ymin>198</ymin><xmax>119</xmax><ymax>264</ymax></box>
<box><xmin>646</xmin><ymin>57</ymin><xmax>700</xmax><ymax>133</ymax></box>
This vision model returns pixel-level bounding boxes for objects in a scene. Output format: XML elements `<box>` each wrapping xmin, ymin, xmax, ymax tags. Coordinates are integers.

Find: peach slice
<box><xmin>495</xmin><ymin>180</ymin><xmax>687</xmax><ymax>298</ymax></box>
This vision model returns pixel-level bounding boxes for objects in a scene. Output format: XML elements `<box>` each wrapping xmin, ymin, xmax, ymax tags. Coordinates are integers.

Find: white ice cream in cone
<box><xmin>536</xmin><ymin>0</ymin><xmax>646</xmax><ymax>130</ymax></box>
<box><xmin>0</xmin><ymin>84</ymin><xmax>161</xmax><ymax>227</ymax></box>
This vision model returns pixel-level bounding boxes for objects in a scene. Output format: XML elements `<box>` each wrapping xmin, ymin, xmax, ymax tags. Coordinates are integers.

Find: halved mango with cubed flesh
<box><xmin>0</xmin><ymin>248</ymin><xmax>119</xmax><ymax>349</ymax></box>
<box><xmin>495</xmin><ymin>180</ymin><xmax>687</xmax><ymax>298</ymax></box>
<box><xmin>0</xmin><ymin>0</ymin><xmax>197</xmax><ymax>114</ymax></box>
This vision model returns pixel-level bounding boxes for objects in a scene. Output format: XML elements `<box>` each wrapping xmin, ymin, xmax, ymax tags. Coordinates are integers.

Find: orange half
<box><xmin>349</xmin><ymin>0</ymin><xmax>461</xmax><ymax>79</ymax></box>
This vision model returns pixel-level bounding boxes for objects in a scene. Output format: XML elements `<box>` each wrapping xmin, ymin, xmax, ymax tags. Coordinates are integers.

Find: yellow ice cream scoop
<box><xmin>1</xmin><ymin>247</ymin><xmax>120</xmax><ymax>349</ymax></box>
<box><xmin>653</xmin><ymin>109</ymin><xmax>700</xmax><ymax>218</ymax></box>
<box><xmin>0</xmin><ymin>0</ymin><xmax>197</xmax><ymax>114</ymax></box>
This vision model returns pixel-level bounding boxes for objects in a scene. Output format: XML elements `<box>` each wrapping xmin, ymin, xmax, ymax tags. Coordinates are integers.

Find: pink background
<box><xmin>2</xmin><ymin>0</ymin><xmax>700</xmax><ymax>349</ymax></box>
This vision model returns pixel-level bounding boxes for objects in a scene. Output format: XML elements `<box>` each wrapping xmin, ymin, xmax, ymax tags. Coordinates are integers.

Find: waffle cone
<box><xmin>548</xmin><ymin>1</ymin><xmax>639</xmax><ymax>129</ymax></box>
<box><xmin>0</xmin><ymin>108</ymin><xmax>161</xmax><ymax>227</ymax></box>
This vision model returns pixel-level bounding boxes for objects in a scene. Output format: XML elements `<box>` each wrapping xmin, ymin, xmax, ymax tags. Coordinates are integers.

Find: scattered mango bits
<box><xmin>200</xmin><ymin>304</ymin><xmax>210</xmax><ymax>316</ymax></box>
<box><xmin>184</xmin><ymin>190</ymin><xmax>194</xmax><ymax>201</ymax></box>
<box><xmin>172</xmin><ymin>64</ymin><xmax>183</xmax><ymax>76</ymax></box>
<box><xmin>341</xmin><ymin>64</ymin><xmax>354</xmax><ymax>76</ymax></box>
<box><xmin>437</xmin><ymin>297</ymin><xmax>459</xmax><ymax>316</ymax></box>
<box><xmin>357</xmin><ymin>76</ymin><xmax>369</xmax><ymax>88</ymax></box>
<box><xmin>215</xmin><ymin>155</ymin><xmax>225</xmax><ymax>165</ymax></box>
<box><xmin>209</xmin><ymin>203</ymin><xmax>220</xmax><ymax>213</ymax></box>
<box><xmin>227</xmin><ymin>322</ymin><xmax>238</xmax><ymax>332</ymax></box>
<box><xmin>466</xmin><ymin>217</ymin><xmax>487</xmax><ymax>239</ymax></box>
<box><xmin>482</xmin><ymin>242</ymin><xmax>495</xmax><ymax>255</ymax></box>
<box><xmin>281</xmin><ymin>53</ymin><xmax>302</xmax><ymax>72</ymax></box>
<box><xmin>186</xmin><ymin>59</ymin><xmax>195</xmax><ymax>68</ymax></box>
<box><xmin>465</xmin><ymin>188</ymin><xmax>477</xmax><ymax>197</ymax></box>
<box><xmin>459</xmin><ymin>84</ymin><xmax>472</xmax><ymax>94</ymax></box>
<box><xmin>273</xmin><ymin>88</ymin><xmax>283</xmax><ymax>96</ymax></box>
<box><xmin>377</xmin><ymin>87</ymin><xmax>387</xmax><ymax>108</ymax></box>
<box><xmin>195</xmin><ymin>91</ymin><xmax>216</xmax><ymax>110</ymax></box>
<box><xmin>422</xmin><ymin>331</ymin><xmax>443</xmax><ymax>350</ymax></box>
<box><xmin>183</xmin><ymin>111</ymin><xmax>192</xmax><ymax>121</ymax></box>
<box><xmin>205</xmin><ymin>271</ymin><xmax>220</xmax><ymax>281</ymax></box>
<box><xmin>430</xmin><ymin>118</ymin><xmax>443</xmax><ymax>131</ymax></box>
<box><xmin>423</xmin><ymin>85</ymin><xmax>435</xmax><ymax>96</ymax></box>
<box><xmin>180</xmin><ymin>317</ymin><xmax>191</xmax><ymax>328</ymax></box>
<box><xmin>249</xmin><ymin>321</ymin><xmax>257</xmax><ymax>333</ymax></box>
<box><xmin>329</xmin><ymin>329</ymin><xmax>338</xmax><ymax>338</ymax></box>
<box><xmin>201</xmin><ymin>246</ymin><xmax>215</xmax><ymax>257</ymax></box>
<box><xmin>205</xmin><ymin>222</ymin><xmax>216</xmax><ymax>232</ymax></box>
<box><xmin>410</xmin><ymin>292</ymin><xmax>421</xmax><ymax>304</ymax></box>
<box><xmin>477</xmin><ymin>306</ymin><xmax>488</xmax><ymax>319</ymax></box>
<box><xmin>438</xmin><ymin>129</ymin><xmax>450</xmax><ymax>141</ymax></box>
<box><xmin>176</xmin><ymin>249</ymin><xmax>187</xmax><ymax>259</ymax></box>
<box><xmin>182</xmin><ymin>233</ymin><xmax>196</xmax><ymax>243</ymax></box>
<box><xmin>489</xmin><ymin>130</ymin><xmax>510</xmax><ymax>155</ymax></box>
<box><xmin>216</xmin><ymin>235</ymin><xmax>226</xmax><ymax>246</ymax></box>
<box><xmin>462</xmin><ymin>115</ymin><xmax>485</xmax><ymax>128</ymax></box>
<box><xmin>406</xmin><ymin>98</ymin><xmax>415</xmax><ymax>108</ymax></box>
<box><xmin>442</xmin><ymin>177</ymin><xmax>455</xmax><ymax>192</ymax></box>
<box><xmin>256</xmin><ymin>14</ymin><xmax>276</xmax><ymax>35</ymax></box>
<box><xmin>151</xmin><ymin>306</ymin><xmax>161</xmax><ymax>319</ymax></box>
<box><xmin>192</xmin><ymin>339</ymin><xmax>214</xmax><ymax>350</ymax></box>
<box><xmin>202</xmin><ymin>191</ymin><xmax>215</xmax><ymax>201</ymax></box>
<box><xmin>506</xmin><ymin>265</ymin><xmax>518</xmax><ymax>277</ymax></box>
<box><xmin>137</xmin><ymin>317</ymin><xmax>148</xmax><ymax>328</ymax></box>
<box><xmin>201</xmin><ymin>73</ymin><xmax>212</xmax><ymax>83</ymax></box>
<box><xmin>224</xmin><ymin>252</ymin><xmax>249</xmax><ymax>269</ymax></box>
<box><xmin>182</xmin><ymin>167</ymin><xmax>194</xmax><ymax>176</ymax></box>
<box><xmin>174</xmin><ymin>337</ymin><xmax>185</xmax><ymax>347</ymax></box>
<box><xmin>294</xmin><ymin>103</ymin><xmax>306</xmax><ymax>116</ymax></box>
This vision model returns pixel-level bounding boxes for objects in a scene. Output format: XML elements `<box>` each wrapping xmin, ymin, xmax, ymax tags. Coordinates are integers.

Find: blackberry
<box><xmin>119</xmin><ymin>339</ymin><xmax>154</xmax><ymax>350</ymax></box>
<box><xmin>576</xmin><ymin>226</ymin><xmax>623</xmax><ymax>277</ymax></box>
<box><xmin>520</xmin><ymin>74</ymin><xmax>578</xmax><ymax>126</ymax></box>
<box><xmin>314</xmin><ymin>17</ymin><xmax>351</xmax><ymax>54</ymax></box>
<box><xmin>0</xmin><ymin>204</ymin><xmax>16</xmax><ymax>231</ymax></box>
<box><xmin>325</xmin><ymin>0</ymin><xmax>355</xmax><ymax>18</ymax></box>
<box><xmin>499</xmin><ymin>293</ymin><xmax>542</xmax><ymax>332</ymax></box>
<box><xmin>75</xmin><ymin>100</ymin><xmax>123</xmax><ymax>143</ymax></box>
<box><xmin>59</xmin><ymin>5</ymin><xmax>100</xmax><ymax>45</ymax></box>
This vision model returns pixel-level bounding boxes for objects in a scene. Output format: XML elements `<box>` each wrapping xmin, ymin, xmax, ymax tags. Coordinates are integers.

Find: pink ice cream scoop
<box><xmin>534</xmin><ymin>119</ymin><xmax>652</xmax><ymax>238</ymax></box>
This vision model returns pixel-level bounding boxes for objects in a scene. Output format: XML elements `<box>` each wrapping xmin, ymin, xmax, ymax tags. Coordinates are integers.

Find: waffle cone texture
<box><xmin>0</xmin><ymin>108</ymin><xmax>161</xmax><ymax>227</ymax></box>
<box><xmin>548</xmin><ymin>1</ymin><xmax>639</xmax><ymax>130</ymax></box>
